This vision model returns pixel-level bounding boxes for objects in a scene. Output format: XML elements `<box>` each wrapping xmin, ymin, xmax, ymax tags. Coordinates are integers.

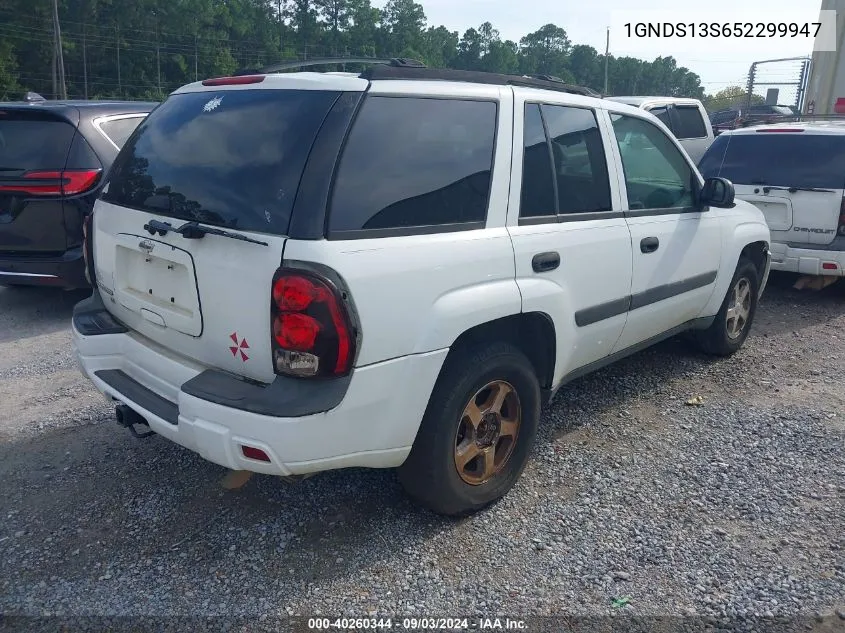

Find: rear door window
<box><xmin>103</xmin><ymin>89</ymin><xmax>341</xmax><ymax>235</ymax></box>
<box><xmin>698</xmin><ymin>133</ymin><xmax>845</xmax><ymax>189</ymax></box>
<box><xmin>0</xmin><ymin>112</ymin><xmax>76</xmax><ymax>170</ymax></box>
<box><xmin>542</xmin><ymin>104</ymin><xmax>612</xmax><ymax>214</ymax></box>
<box><xmin>519</xmin><ymin>103</ymin><xmax>557</xmax><ymax>219</ymax></box>
<box><xmin>328</xmin><ymin>96</ymin><xmax>497</xmax><ymax>236</ymax></box>
<box><xmin>673</xmin><ymin>106</ymin><xmax>708</xmax><ymax>139</ymax></box>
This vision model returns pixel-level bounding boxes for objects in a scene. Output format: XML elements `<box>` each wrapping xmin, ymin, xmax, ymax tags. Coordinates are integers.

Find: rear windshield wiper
<box><xmin>143</xmin><ymin>218</ymin><xmax>268</xmax><ymax>246</ymax></box>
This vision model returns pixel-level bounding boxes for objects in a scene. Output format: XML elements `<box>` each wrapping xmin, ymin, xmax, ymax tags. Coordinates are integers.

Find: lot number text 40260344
<box><xmin>623</xmin><ymin>22</ymin><xmax>822</xmax><ymax>39</ymax></box>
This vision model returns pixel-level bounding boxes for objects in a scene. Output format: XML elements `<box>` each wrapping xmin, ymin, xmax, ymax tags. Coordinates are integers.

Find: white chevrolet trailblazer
<box><xmin>699</xmin><ymin>123</ymin><xmax>845</xmax><ymax>278</ymax></box>
<box><xmin>73</xmin><ymin>60</ymin><xmax>771</xmax><ymax>515</ymax></box>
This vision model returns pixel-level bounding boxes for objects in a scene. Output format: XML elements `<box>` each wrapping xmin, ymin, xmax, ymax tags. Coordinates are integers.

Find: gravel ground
<box><xmin>0</xmin><ymin>274</ymin><xmax>844</xmax><ymax>630</ymax></box>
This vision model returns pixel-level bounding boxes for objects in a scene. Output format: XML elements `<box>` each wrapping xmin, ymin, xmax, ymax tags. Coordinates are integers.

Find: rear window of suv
<box><xmin>103</xmin><ymin>89</ymin><xmax>341</xmax><ymax>235</ymax></box>
<box><xmin>699</xmin><ymin>132</ymin><xmax>845</xmax><ymax>189</ymax></box>
<box><xmin>0</xmin><ymin>113</ymin><xmax>76</xmax><ymax>170</ymax></box>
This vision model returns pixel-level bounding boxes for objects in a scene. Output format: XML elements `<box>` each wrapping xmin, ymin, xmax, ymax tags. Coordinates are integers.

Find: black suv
<box><xmin>710</xmin><ymin>104</ymin><xmax>797</xmax><ymax>135</ymax></box>
<box><xmin>0</xmin><ymin>99</ymin><xmax>157</xmax><ymax>288</ymax></box>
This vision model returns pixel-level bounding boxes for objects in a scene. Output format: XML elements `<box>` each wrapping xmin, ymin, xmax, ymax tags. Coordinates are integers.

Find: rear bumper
<box><xmin>0</xmin><ymin>247</ymin><xmax>88</xmax><ymax>288</ymax></box>
<box><xmin>72</xmin><ymin>299</ymin><xmax>447</xmax><ymax>476</ymax></box>
<box><xmin>770</xmin><ymin>242</ymin><xmax>845</xmax><ymax>277</ymax></box>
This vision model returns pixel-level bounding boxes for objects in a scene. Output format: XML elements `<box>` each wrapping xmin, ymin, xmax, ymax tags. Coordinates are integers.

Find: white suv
<box><xmin>73</xmin><ymin>61</ymin><xmax>771</xmax><ymax>515</ymax></box>
<box><xmin>699</xmin><ymin>122</ymin><xmax>845</xmax><ymax>278</ymax></box>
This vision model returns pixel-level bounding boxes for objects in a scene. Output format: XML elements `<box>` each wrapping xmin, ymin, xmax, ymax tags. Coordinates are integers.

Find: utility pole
<box><xmin>156</xmin><ymin>25</ymin><xmax>162</xmax><ymax>99</ymax></box>
<box><xmin>51</xmin><ymin>0</ymin><xmax>67</xmax><ymax>99</ymax></box>
<box><xmin>278</xmin><ymin>0</ymin><xmax>283</xmax><ymax>52</ymax></box>
<box><xmin>116</xmin><ymin>26</ymin><xmax>122</xmax><ymax>98</ymax></box>
<box><xmin>603</xmin><ymin>27</ymin><xmax>610</xmax><ymax>96</ymax></box>
<box><xmin>194</xmin><ymin>32</ymin><xmax>199</xmax><ymax>81</ymax></box>
<box><xmin>83</xmin><ymin>25</ymin><xmax>89</xmax><ymax>100</ymax></box>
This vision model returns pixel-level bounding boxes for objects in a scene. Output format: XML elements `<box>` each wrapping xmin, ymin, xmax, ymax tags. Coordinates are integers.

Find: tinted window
<box><xmin>611</xmin><ymin>113</ymin><xmax>696</xmax><ymax>210</ymax></box>
<box><xmin>99</xmin><ymin>116</ymin><xmax>145</xmax><ymax>148</ymax></box>
<box><xmin>711</xmin><ymin>110</ymin><xmax>738</xmax><ymax>125</ymax></box>
<box><xmin>0</xmin><ymin>115</ymin><xmax>75</xmax><ymax>170</ymax></box>
<box><xmin>519</xmin><ymin>104</ymin><xmax>556</xmax><ymax>218</ymax></box>
<box><xmin>66</xmin><ymin>132</ymin><xmax>103</xmax><ymax>169</ymax></box>
<box><xmin>542</xmin><ymin>105</ymin><xmax>612</xmax><ymax>214</ymax></box>
<box><xmin>648</xmin><ymin>106</ymin><xmax>672</xmax><ymax>129</ymax></box>
<box><xmin>674</xmin><ymin>106</ymin><xmax>707</xmax><ymax>138</ymax></box>
<box><xmin>104</xmin><ymin>89</ymin><xmax>340</xmax><ymax>235</ymax></box>
<box><xmin>698</xmin><ymin>133</ymin><xmax>845</xmax><ymax>190</ymax></box>
<box><xmin>329</xmin><ymin>96</ymin><xmax>497</xmax><ymax>233</ymax></box>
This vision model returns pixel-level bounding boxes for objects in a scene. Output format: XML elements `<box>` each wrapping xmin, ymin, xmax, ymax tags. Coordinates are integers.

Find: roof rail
<box><xmin>237</xmin><ymin>57</ymin><xmax>426</xmax><ymax>76</ymax></box>
<box><xmin>360</xmin><ymin>65</ymin><xmax>595</xmax><ymax>97</ymax></box>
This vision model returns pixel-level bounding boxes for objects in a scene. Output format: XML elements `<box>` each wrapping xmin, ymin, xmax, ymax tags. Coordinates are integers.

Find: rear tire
<box><xmin>398</xmin><ymin>342</ymin><xmax>540</xmax><ymax>516</ymax></box>
<box><xmin>694</xmin><ymin>257</ymin><xmax>759</xmax><ymax>356</ymax></box>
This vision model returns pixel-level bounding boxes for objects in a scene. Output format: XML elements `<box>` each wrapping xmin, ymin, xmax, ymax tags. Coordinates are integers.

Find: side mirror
<box><xmin>700</xmin><ymin>176</ymin><xmax>735</xmax><ymax>208</ymax></box>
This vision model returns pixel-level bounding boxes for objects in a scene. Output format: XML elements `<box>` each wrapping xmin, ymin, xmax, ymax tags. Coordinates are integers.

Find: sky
<box><xmin>394</xmin><ymin>0</ymin><xmax>828</xmax><ymax>99</ymax></box>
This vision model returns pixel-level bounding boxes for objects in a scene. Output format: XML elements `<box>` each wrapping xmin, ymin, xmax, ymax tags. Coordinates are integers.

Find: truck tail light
<box><xmin>0</xmin><ymin>169</ymin><xmax>102</xmax><ymax>197</ymax></box>
<box><xmin>270</xmin><ymin>269</ymin><xmax>356</xmax><ymax>378</ymax></box>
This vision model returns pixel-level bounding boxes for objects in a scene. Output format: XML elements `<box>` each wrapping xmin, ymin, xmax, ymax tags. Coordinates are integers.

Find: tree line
<box><xmin>0</xmin><ymin>0</ymin><xmax>709</xmax><ymax>102</ymax></box>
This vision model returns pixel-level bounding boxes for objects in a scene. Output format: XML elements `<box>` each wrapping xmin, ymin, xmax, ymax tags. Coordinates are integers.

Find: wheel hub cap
<box><xmin>726</xmin><ymin>277</ymin><xmax>752</xmax><ymax>340</ymax></box>
<box><xmin>454</xmin><ymin>380</ymin><xmax>522</xmax><ymax>486</ymax></box>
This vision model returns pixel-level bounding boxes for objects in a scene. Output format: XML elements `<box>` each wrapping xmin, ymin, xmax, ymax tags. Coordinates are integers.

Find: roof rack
<box><xmin>233</xmin><ymin>56</ymin><xmax>596</xmax><ymax>97</ymax></box>
<box><xmin>236</xmin><ymin>57</ymin><xmax>426</xmax><ymax>76</ymax></box>
<box><xmin>360</xmin><ymin>65</ymin><xmax>595</xmax><ymax>97</ymax></box>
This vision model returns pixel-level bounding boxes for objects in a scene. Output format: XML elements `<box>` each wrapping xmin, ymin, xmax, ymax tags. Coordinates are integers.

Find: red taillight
<box><xmin>0</xmin><ymin>169</ymin><xmax>101</xmax><ymax>196</ymax></box>
<box><xmin>823</xmin><ymin>262</ymin><xmax>838</xmax><ymax>271</ymax></box>
<box><xmin>274</xmin><ymin>313</ymin><xmax>321</xmax><ymax>350</ymax></box>
<box><xmin>271</xmin><ymin>270</ymin><xmax>356</xmax><ymax>378</ymax></box>
<box><xmin>201</xmin><ymin>75</ymin><xmax>265</xmax><ymax>86</ymax></box>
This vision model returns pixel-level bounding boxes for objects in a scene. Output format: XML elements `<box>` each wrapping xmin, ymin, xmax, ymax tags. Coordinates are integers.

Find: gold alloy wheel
<box><xmin>726</xmin><ymin>277</ymin><xmax>752</xmax><ymax>340</ymax></box>
<box><xmin>454</xmin><ymin>380</ymin><xmax>522</xmax><ymax>486</ymax></box>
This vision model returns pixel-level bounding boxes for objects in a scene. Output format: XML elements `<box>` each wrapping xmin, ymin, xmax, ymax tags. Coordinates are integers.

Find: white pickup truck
<box><xmin>72</xmin><ymin>61</ymin><xmax>771</xmax><ymax>515</ymax></box>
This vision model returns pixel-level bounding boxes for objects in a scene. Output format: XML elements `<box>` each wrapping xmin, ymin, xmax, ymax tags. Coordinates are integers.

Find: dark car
<box><xmin>710</xmin><ymin>104</ymin><xmax>797</xmax><ymax>135</ymax></box>
<box><xmin>0</xmin><ymin>99</ymin><xmax>157</xmax><ymax>288</ymax></box>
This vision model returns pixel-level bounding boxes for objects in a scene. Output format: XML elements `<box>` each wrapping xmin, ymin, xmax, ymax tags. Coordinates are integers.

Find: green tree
<box><xmin>519</xmin><ymin>24</ymin><xmax>571</xmax><ymax>76</ymax></box>
<box><xmin>705</xmin><ymin>86</ymin><xmax>765</xmax><ymax>111</ymax></box>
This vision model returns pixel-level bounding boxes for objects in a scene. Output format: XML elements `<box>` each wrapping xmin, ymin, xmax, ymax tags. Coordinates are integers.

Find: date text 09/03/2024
<box><xmin>624</xmin><ymin>22</ymin><xmax>821</xmax><ymax>38</ymax></box>
<box><xmin>307</xmin><ymin>618</ymin><xmax>527</xmax><ymax>630</ymax></box>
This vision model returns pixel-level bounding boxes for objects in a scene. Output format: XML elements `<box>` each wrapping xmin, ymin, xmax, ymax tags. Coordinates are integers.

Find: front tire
<box><xmin>398</xmin><ymin>342</ymin><xmax>540</xmax><ymax>516</ymax></box>
<box><xmin>694</xmin><ymin>257</ymin><xmax>759</xmax><ymax>356</ymax></box>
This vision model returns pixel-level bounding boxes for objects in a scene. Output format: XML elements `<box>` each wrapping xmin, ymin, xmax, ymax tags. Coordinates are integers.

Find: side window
<box><xmin>519</xmin><ymin>103</ymin><xmax>556</xmax><ymax>218</ymax></box>
<box><xmin>541</xmin><ymin>104</ymin><xmax>612</xmax><ymax>214</ymax></box>
<box><xmin>328</xmin><ymin>96</ymin><xmax>497</xmax><ymax>235</ymax></box>
<box><xmin>674</xmin><ymin>106</ymin><xmax>708</xmax><ymax>139</ymax></box>
<box><xmin>610</xmin><ymin>113</ymin><xmax>696</xmax><ymax>211</ymax></box>
<box><xmin>99</xmin><ymin>116</ymin><xmax>145</xmax><ymax>149</ymax></box>
<box><xmin>648</xmin><ymin>105</ymin><xmax>673</xmax><ymax>130</ymax></box>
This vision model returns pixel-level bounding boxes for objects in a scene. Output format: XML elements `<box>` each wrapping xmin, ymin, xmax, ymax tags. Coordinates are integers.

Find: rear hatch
<box><xmin>698</xmin><ymin>130</ymin><xmax>845</xmax><ymax>246</ymax></box>
<box><xmin>0</xmin><ymin>107</ymin><xmax>102</xmax><ymax>253</ymax></box>
<box><xmin>93</xmin><ymin>77</ymin><xmax>362</xmax><ymax>383</ymax></box>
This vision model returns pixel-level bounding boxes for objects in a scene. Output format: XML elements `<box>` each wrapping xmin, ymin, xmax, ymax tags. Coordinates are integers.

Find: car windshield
<box><xmin>102</xmin><ymin>89</ymin><xmax>341</xmax><ymax>235</ymax></box>
<box><xmin>698</xmin><ymin>133</ymin><xmax>845</xmax><ymax>190</ymax></box>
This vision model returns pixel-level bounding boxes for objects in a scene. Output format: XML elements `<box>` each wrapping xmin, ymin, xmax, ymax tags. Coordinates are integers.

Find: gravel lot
<box><xmin>0</xmin><ymin>274</ymin><xmax>844</xmax><ymax>629</ymax></box>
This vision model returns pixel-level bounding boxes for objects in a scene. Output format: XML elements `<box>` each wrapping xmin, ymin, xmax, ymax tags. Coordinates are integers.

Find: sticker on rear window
<box><xmin>202</xmin><ymin>96</ymin><xmax>224</xmax><ymax>113</ymax></box>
